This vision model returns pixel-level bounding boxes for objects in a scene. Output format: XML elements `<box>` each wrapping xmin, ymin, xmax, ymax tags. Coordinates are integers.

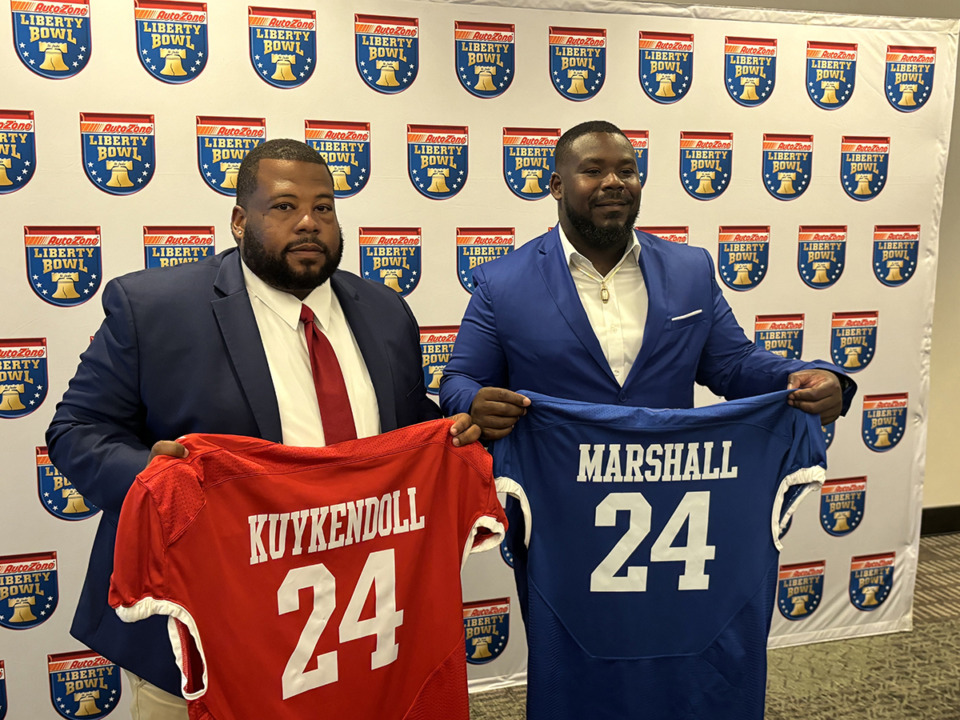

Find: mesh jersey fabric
<box><xmin>109</xmin><ymin>420</ymin><xmax>506</xmax><ymax>720</ymax></box>
<box><xmin>493</xmin><ymin>390</ymin><xmax>826</xmax><ymax>720</ymax></box>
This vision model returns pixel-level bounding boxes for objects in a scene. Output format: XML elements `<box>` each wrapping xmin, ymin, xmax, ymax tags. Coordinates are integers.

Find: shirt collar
<box><xmin>240</xmin><ymin>258</ymin><xmax>333</xmax><ymax>331</ymax></box>
<box><xmin>557</xmin><ymin>223</ymin><xmax>641</xmax><ymax>275</ymax></box>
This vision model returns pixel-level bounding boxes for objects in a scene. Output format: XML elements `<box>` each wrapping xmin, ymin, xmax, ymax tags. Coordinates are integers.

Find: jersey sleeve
<box><xmin>108</xmin><ymin>463</ymin><xmax>209</xmax><ymax>701</ymax></box>
<box><xmin>771</xmin><ymin>407</ymin><xmax>828</xmax><ymax>549</ymax></box>
<box><xmin>457</xmin><ymin>443</ymin><xmax>508</xmax><ymax>568</ymax></box>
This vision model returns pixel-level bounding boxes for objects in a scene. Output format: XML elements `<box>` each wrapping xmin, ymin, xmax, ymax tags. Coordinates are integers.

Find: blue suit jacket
<box><xmin>440</xmin><ymin>227</ymin><xmax>855</xmax><ymax>414</ymax></box>
<box><xmin>46</xmin><ymin>248</ymin><xmax>440</xmax><ymax>694</ymax></box>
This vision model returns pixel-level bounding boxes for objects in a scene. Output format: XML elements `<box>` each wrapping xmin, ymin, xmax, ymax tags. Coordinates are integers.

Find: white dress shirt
<box><xmin>241</xmin><ymin>261</ymin><xmax>380</xmax><ymax>446</ymax></box>
<box><xmin>558</xmin><ymin>226</ymin><xmax>648</xmax><ymax>386</ymax></box>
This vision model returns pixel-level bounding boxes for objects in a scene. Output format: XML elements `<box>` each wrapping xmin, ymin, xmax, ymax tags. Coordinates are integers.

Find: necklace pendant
<box><xmin>600</xmin><ymin>285</ymin><xmax>610</xmax><ymax>303</ymax></box>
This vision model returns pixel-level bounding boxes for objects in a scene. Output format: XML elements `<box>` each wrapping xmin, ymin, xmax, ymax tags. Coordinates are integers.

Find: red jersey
<box><xmin>109</xmin><ymin>420</ymin><xmax>506</xmax><ymax>720</ymax></box>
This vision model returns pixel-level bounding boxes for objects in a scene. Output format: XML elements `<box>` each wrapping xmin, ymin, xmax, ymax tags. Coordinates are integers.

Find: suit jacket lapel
<box><xmin>332</xmin><ymin>274</ymin><xmax>398</xmax><ymax>432</ymax></box>
<box><xmin>536</xmin><ymin>228</ymin><xmax>615</xmax><ymax>382</ymax></box>
<box><xmin>628</xmin><ymin>232</ymin><xmax>668</xmax><ymax>383</ymax></box>
<box><xmin>211</xmin><ymin>250</ymin><xmax>283</xmax><ymax>442</ymax></box>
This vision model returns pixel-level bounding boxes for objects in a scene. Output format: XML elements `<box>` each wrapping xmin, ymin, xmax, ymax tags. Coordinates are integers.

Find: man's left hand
<box><xmin>786</xmin><ymin>370</ymin><xmax>843</xmax><ymax>426</ymax></box>
<box><xmin>449</xmin><ymin>413</ymin><xmax>482</xmax><ymax>447</ymax></box>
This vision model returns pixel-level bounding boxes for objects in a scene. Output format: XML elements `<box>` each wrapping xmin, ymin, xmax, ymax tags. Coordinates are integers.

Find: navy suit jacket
<box><xmin>440</xmin><ymin>227</ymin><xmax>855</xmax><ymax>414</ymax></box>
<box><xmin>46</xmin><ymin>248</ymin><xmax>440</xmax><ymax>694</ymax></box>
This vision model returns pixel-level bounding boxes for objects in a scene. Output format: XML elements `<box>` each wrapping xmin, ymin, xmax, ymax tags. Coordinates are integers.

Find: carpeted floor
<box><xmin>469</xmin><ymin>533</ymin><xmax>960</xmax><ymax>719</ymax></box>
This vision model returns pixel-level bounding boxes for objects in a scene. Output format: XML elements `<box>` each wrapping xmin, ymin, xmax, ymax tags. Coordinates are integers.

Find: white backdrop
<box><xmin>0</xmin><ymin>0</ymin><xmax>955</xmax><ymax>714</ymax></box>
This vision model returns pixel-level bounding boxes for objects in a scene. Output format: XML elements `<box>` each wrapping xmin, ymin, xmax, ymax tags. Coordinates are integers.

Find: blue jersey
<box><xmin>493</xmin><ymin>390</ymin><xmax>826</xmax><ymax>720</ymax></box>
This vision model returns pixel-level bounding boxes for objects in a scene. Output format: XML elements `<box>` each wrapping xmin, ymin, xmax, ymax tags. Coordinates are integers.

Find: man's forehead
<box><xmin>566</xmin><ymin>132</ymin><xmax>634</xmax><ymax>160</ymax></box>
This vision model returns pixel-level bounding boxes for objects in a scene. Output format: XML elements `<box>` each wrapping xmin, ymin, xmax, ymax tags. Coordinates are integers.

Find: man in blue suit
<box><xmin>440</xmin><ymin>120</ymin><xmax>855</xmax><ymax>436</ymax></box>
<box><xmin>46</xmin><ymin>139</ymin><xmax>478</xmax><ymax>718</ymax></box>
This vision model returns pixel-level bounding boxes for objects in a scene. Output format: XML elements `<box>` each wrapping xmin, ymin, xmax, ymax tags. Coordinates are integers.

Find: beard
<box><xmin>240</xmin><ymin>224</ymin><xmax>344</xmax><ymax>294</ymax></box>
<box><xmin>562</xmin><ymin>194</ymin><xmax>640</xmax><ymax>250</ymax></box>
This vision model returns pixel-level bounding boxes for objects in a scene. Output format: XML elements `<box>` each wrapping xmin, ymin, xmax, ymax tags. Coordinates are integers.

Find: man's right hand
<box><xmin>470</xmin><ymin>387</ymin><xmax>531</xmax><ymax>441</ymax></box>
<box><xmin>146</xmin><ymin>440</ymin><xmax>188</xmax><ymax>469</ymax></box>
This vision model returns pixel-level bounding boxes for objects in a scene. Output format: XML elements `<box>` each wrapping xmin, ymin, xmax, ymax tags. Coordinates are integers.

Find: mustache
<box><xmin>284</xmin><ymin>236</ymin><xmax>329</xmax><ymax>252</ymax></box>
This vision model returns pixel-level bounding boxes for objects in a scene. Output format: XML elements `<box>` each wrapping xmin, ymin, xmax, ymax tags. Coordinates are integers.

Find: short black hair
<box><xmin>235</xmin><ymin>139</ymin><xmax>330</xmax><ymax>208</ymax></box>
<box><xmin>555</xmin><ymin>121</ymin><xmax>631</xmax><ymax>169</ymax></box>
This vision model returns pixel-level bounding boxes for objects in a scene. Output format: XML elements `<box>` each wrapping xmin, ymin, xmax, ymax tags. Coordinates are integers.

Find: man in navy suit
<box><xmin>46</xmin><ymin>139</ymin><xmax>478</xmax><ymax>718</ymax></box>
<box><xmin>440</xmin><ymin>120</ymin><xmax>855</xmax><ymax>436</ymax></box>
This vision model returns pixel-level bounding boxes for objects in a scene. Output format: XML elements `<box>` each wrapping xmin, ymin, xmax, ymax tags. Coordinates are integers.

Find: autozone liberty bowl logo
<box><xmin>680</xmin><ymin>132</ymin><xmax>732</xmax><ymax>200</ymax></box>
<box><xmin>143</xmin><ymin>226</ymin><xmax>214</xmax><ymax>269</ymax></box>
<box><xmin>12</xmin><ymin>0</ymin><xmax>91</xmax><ymax>79</ymax></box>
<box><xmin>724</xmin><ymin>36</ymin><xmax>776</xmax><ymax>107</ymax></box>
<box><xmin>549</xmin><ymin>26</ymin><xmax>606</xmax><ymax>101</ymax></box>
<box><xmin>807</xmin><ymin>41</ymin><xmax>856</xmax><ymax>109</ymax></box>
<box><xmin>873</xmin><ymin>225</ymin><xmax>918</xmax><ymax>287</ymax></box>
<box><xmin>463</xmin><ymin>598</ymin><xmax>510</xmax><ymax>663</ymax></box>
<box><xmin>0</xmin><ymin>338</ymin><xmax>48</xmax><ymax>418</ymax></box>
<box><xmin>820</xmin><ymin>477</ymin><xmax>866</xmax><ymax>536</ymax></box>
<box><xmin>849</xmin><ymin>553</ymin><xmax>895</xmax><ymax>611</ymax></box>
<box><xmin>762</xmin><ymin>134</ymin><xmax>811</xmax><ymax>200</ymax></box>
<box><xmin>306</xmin><ymin>120</ymin><xmax>370</xmax><ymax>198</ymax></box>
<box><xmin>0</xmin><ymin>109</ymin><xmax>37</xmax><ymax>194</ymax></box>
<box><xmin>408</xmin><ymin>125</ymin><xmax>468</xmax><ymax>200</ymax></box>
<box><xmin>755</xmin><ymin>315</ymin><xmax>803</xmax><ymax>360</ymax></box>
<box><xmin>135</xmin><ymin>0</ymin><xmax>208</xmax><ymax>83</ymax></box>
<box><xmin>457</xmin><ymin>227</ymin><xmax>514</xmax><ymax>293</ymax></box>
<box><xmin>248</xmin><ymin>6</ymin><xmax>316</xmax><ymax>89</ymax></box>
<box><xmin>25</xmin><ymin>226</ymin><xmax>101</xmax><ymax>306</ymax></box>
<box><xmin>196</xmin><ymin>115</ymin><xmax>264</xmax><ymax>195</ymax></box>
<box><xmin>420</xmin><ymin>326</ymin><xmax>458</xmax><ymax>395</ymax></box>
<box><xmin>80</xmin><ymin>113</ymin><xmax>156</xmax><ymax>195</ymax></box>
<box><xmin>502</xmin><ymin>128</ymin><xmax>557</xmax><ymax>200</ymax></box>
<box><xmin>886</xmin><ymin>45</ymin><xmax>935</xmax><ymax>112</ymax></box>
<box><xmin>840</xmin><ymin>136</ymin><xmax>889</xmax><ymax>201</ymax></box>
<box><xmin>37</xmin><ymin>446</ymin><xmax>99</xmax><ymax>520</ymax></box>
<box><xmin>777</xmin><ymin>561</ymin><xmax>824</xmax><ymax>620</ymax></box>
<box><xmin>861</xmin><ymin>393</ymin><xmax>907</xmax><ymax>452</ymax></box>
<box><xmin>456</xmin><ymin>21</ymin><xmax>514</xmax><ymax>98</ymax></box>
<box><xmin>718</xmin><ymin>226</ymin><xmax>768</xmax><ymax>291</ymax></box>
<box><xmin>0</xmin><ymin>551</ymin><xmax>59</xmax><ymax>629</ymax></box>
<box><xmin>798</xmin><ymin>225</ymin><xmax>846</xmax><ymax>289</ymax></box>
<box><xmin>639</xmin><ymin>31</ymin><xmax>693</xmax><ymax>104</ymax></box>
<box><xmin>831</xmin><ymin>311</ymin><xmax>877</xmax><ymax>372</ymax></box>
<box><xmin>355</xmin><ymin>14</ymin><xmax>418</xmax><ymax>94</ymax></box>
<box><xmin>359</xmin><ymin>227</ymin><xmax>421</xmax><ymax>297</ymax></box>
<box><xmin>48</xmin><ymin>650</ymin><xmax>120</xmax><ymax>718</ymax></box>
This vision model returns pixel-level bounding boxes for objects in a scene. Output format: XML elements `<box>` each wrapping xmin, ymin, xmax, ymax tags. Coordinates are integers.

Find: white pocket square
<box><xmin>671</xmin><ymin>309</ymin><xmax>703</xmax><ymax>322</ymax></box>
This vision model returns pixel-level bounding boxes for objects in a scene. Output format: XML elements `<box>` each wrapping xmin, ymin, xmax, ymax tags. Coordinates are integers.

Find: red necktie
<box><xmin>299</xmin><ymin>304</ymin><xmax>357</xmax><ymax>444</ymax></box>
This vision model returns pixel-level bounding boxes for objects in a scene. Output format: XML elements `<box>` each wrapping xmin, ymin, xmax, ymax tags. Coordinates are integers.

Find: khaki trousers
<box><xmin>125</xmin><ymin>671</ymin><xmax>188</xmax><ymax>720</ymax></box>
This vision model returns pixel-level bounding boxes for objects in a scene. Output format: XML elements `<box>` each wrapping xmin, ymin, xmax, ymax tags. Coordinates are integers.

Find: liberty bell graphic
<box><xmin>884</xmin><ymin>260</ymin><xmax>904</xmax><ymax>283</ymax></box>
<box><xmin>732</xmin><ymin>262</ymin><xmax>753</xmax><ymax>286</ymax></box>
<box><xmin>74</xmin><ymin>690</ymin><xmax>102</xmax><ymax>717</ymax></box>
<box><xmin>843</xmin><ymin>346</ymin><xmax>862</xmax><ymax>368</ymax></box>
<box><xmin>0</xmin><ymin>384</ymin><xmax>26</xmax><ymax>411</ymax></box>
<box><xmin>897</xmin><ymin>83</ymin><xmax>918</xmax><ymax>107</ymax></box>
<box><xmin>739</xmin><ymin>76</ymin><xmax>761</xmax><ymax>101</ymax></box>
<box><xmin>521</xmin><ymin>169</ymin><xmax>543</xmax><ymax>194</ymax></box>
<box><xmin>873</xmin><ymin>426</ymin><xmax>893</xmax><ymax>447</ymax></box>
<box><xmin>853</xmin><ymin>173</ymin><xmax>873</xmax><ymax>196</ymax></box>
<box><xmin>567</xmin><ymin>69</ymin><xmax>589</xmax><ymax>94</ymax></box>
<box><xmin>861</xmin><ymin>585</ymin><xmax>880</xmax><ymax>607</ymax></box>
<box><xmin>832</xmin><ymin>510</ymin><xmax>852</xmax><ymax>533</ymax></box>
<box><xmin>471</xmin><ymin>635</ymin><xmax>494</xmax><ymax>660</ymax></box>
<box><xmin>427</xmin><ymin>365</ymin><xmax>443</xmax><ymax>389</ymax></box>
<box><xmin>695</xmin><ymin>170</ymin><xmax>715</xmax><ymax>195</ymax></box>
<box><xmin>38</xmin><ymin>41</ymin><xmax>69</xmax><ymax>71</ymax></box>
<box><xmin>655</xmin><ymin>72</ymin><xmax>676</xmax><ymax>97</ymax></box>
<box><xmin>381</xmin><ymin>268</ymin><xmax>403</xmax><ymax>292</ymax></box>
<box><xmin>221</xmin><ymin>162</ymin><xmax>241</xmax><ymax>189</ymax></box>
<box><xmin>329</xmin><ymin>165</ymin><xmax>351</xmax><ymax>192</ymax></box>
<box><xmin>271</xmin><ymin>53</ymin><xmax>297</xmax><ymax>81</ymax></box>
<box><xmin>375</xmin><ymin>60</ymin><xmax>400</xmax><ymax>86</ymax></box>
<box><xmin>51</xmin><ymin>272</ymin><xmax>81</xmax><ymax>299</ymax></box>
<box><xmin>790</xmin><ymin>595</ymin><xmax>809</xmax><ymax>617</ymax></box>
<box><xmin>426</xmin><ymin>167</ymin><xmax>450</xmax><ymax>194</ymax></box>
<box><xmin>811</xmin><ymin>261</ymin><xmax>831</xmax><ymax>284</ymax></box>
<box><xmin>820</xmin><ymin>80</ymin><xmax>840</xmax><ymax>104</ymax></box>
<box><xmin>8</xmin><ymin>595</ymin><xmax>38</xmax><ymax>622</ymax></box>
<box><xmin>159</xmin><ymin>47</ymin><xmax>188</xmax><ymax>76</ymax></box>
<box><xmin>62</xmin><ymin>486</ymin><xmax>92</xmax><ymax>514</ymax></box>
<box><xmin>106</xmin><ymin>160</ymin><xmax>135</xmax><ymax>188</ymax></box>
<box><xmin>776</xmin><ymin>172</ymin><xmax>797</xmax><ymax>195</ymax></box>
<box><xmin>474</xmin><ymin>65</ymin><xmax>497</xmax><ymax>91</ymax></box>
<box><xmin>0</xmin><ymin>157</ymin><xmax>13</xmax><ymax>186</ymax></box>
